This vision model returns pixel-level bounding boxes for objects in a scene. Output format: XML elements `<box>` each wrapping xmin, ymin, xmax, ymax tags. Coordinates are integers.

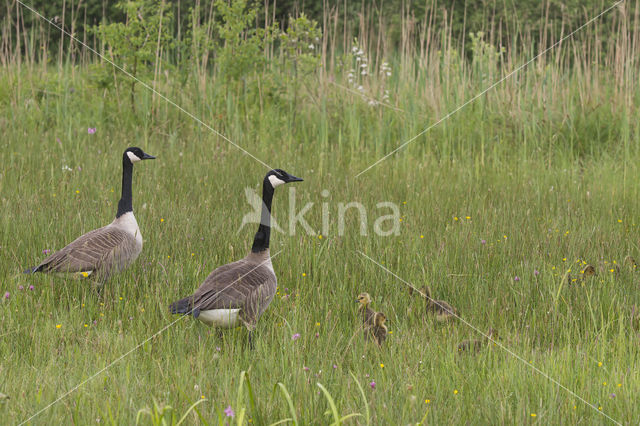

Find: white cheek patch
<box><xmin>126</xmin><ymin>151</ymin><xmax>142</xmax><ymax>163</ymax></box>
<box><xmin>268</xmin><ymin>175</ymin><xmax>286</xmax><ymax>187</ymax></box>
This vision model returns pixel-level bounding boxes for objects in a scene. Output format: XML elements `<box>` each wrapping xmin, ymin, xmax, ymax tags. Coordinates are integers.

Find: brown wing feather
<box><xmin>191</xmin><ymin>259</ymin><xmax>277</xmax><ymax>324</ymax></box>
<box><xmin>36</xmin><ymin>226</ymin><xmax>132</xmax><ymax>273</ymax></box>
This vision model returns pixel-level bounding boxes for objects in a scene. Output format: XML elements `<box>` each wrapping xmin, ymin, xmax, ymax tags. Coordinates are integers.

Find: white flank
<box><xmin>268</xmin><ymin>175</ymin><xmax>285</xmax><ymax>188</ymax></box>
<box><xmin>126</xmin><ymin>151</ymin><xmax>142</xmax><ymax>163</ymax></box>
<box><xmin>198</xmin><ymin>309</ymin><xmax>241</xmax><ymax>328</ymax></box>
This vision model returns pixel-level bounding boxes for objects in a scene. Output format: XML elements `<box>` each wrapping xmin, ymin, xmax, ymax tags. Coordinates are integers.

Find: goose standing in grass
<box><xmin>371</xmin><ymin>312</ymin><xmax>388</xmax><ymax>346</ymax></box>
<box><xmin>169</xmin><ymin>169</ymin><xmax>303</xmax><ymax>347</ymax></box>
<box><xmin>25</xmin><ymin>147</ymin><xmax>155</xmax><ymax>283</ymax></box>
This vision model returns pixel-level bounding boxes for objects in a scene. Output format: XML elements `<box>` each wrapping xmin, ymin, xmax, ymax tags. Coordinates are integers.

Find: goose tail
<box><xmin>169</xmin><ymin>296</ymin><xmax>194</xmax><ymax>315</ymax></box>
<box><xmin>23</xmin><ymin>265</ymin><xmax>40</xmax><ymax>274</ymax></box>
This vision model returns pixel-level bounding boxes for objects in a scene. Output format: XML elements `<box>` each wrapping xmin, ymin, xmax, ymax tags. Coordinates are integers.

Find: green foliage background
<box><xmin>1</xmin><ymin>0</ymin><xmax>640</xmax><ymax>424</ymax></box>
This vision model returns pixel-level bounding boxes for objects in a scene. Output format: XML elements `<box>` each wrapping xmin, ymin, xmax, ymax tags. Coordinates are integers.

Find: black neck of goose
<box><xmin>251</xmin><ymin>179</ymin><xmax>275</xmax><ymax>253</ymax></box>
<box><xmin>116</xmin><ymin>157</ymin><xmax>133</xmax><ymax>218</ymax></box>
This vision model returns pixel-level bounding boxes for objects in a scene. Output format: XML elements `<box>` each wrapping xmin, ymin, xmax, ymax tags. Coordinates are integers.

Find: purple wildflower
<box><xmin>303</xmin><ymin>366</ymin><xmax>310</xmax><ymax>372</ymax></box>
<box><xmin>292</xmin><ymin>333</ymin><xmax>301</xmax><ymax>340</ymax></box>
<box><xmin>3</xmin><ymin>291</ymin><xmax>9</xmax><ymax>299</ymax></box>
<box><xmin>534</xmin><ymin>269</ymin><xmax>540</xmax><ymax>276</ymax></box>
<box><xmin>315</xmin><ymin>332</ymin><xmax>319</xmax><ymax>338</ymax></box>
<box><xmin>333</xmin><ymin>364</ymin><xmax>337</xmax><ymax>369</ymax></box>
<box><xmin>28</xmin><ymin>285</ymin><xmax>34</xmax><ymax>291</ymax></box>
<box><xmin>224</xmin><ymin>405</ymin><xmax>235</xmax><ymax>418</ymax></box>
<box><xmin>610</xmin><ymin>393</ymin><xmax>616</xmax><ymax>398</ymax></box>
<box><xmin>18</xmin><ymin>285</ymin><xmax>24</xmax><ymax>291</ymax></box>
<box><xmin>514</xmin><ymin>276</ymin><xmax>520</xmax><ymax>282</ymax></box>
<box><xmin>43</xmin><ymin>249</ymin><xmax>51</xmax><ymax>255</ymax></box>
<box><xmin>481</xmin><ymin>239</ymin><xmax>486</xmax><ymax>245</ymax></box>
<box><xmin>369</xmin><ymin>381</ymin><xmax>376</xmax><ymax>389</ymax></box>
<box><xmin>88</xmin><ymin>127</ymin><xmax>96</xmax><ymax>135</ymax></box>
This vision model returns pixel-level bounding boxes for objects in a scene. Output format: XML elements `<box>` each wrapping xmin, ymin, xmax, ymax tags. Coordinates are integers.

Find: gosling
<box><xmin>424</xmin><ymin>285</ymin><xmax>457</xmax><ymax>322</ymax></box>
<box><xmin>457</xmin><ymin>328</ymin><xmax>497</xmax><ymax>353</ymax></box>
<box><xmin>356</xmin><ymin>292</ymin><xmax>375</xmax><ymax>328</ymax></box>
<box><xmin>625</xmin><ymin>255</ymin><xmax>637</xmax><ymax>270</ymax></box>
<box><xmin>371</xmin><ymin>312</ymin><xmax>388</xmax><ymax>346</ymax></box>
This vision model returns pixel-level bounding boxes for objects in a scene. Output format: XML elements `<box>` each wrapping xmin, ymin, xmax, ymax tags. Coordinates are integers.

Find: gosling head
<box><xmin>124</xmin><ymin>147</ymin><xmax>156</xmax><ymax>164</ymax></box>
<box><xmin>582</xmin><ymin>265</ymin><xmax>596</xmax><ymax>277</ymax></box>
<box><xmin>356</xmin><ymin>292</ymin><xmax>372</xmax><ymax>307</ymax></box>
<box><xmin>374</xmin><ymin>312</ymin><xmax>387</xmax><ymax>327</ymax></box>
<box><xmin>265</xmin><ymin>169</ymin><xmax>303</xmax><ymax>189</ymax></box>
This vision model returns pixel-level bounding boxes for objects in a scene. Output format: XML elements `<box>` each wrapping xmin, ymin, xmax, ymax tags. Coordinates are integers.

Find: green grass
<box><xmin>1</xmin><ymin>51</ymin><xmax>640</xmax><ymax>426</ymax></box>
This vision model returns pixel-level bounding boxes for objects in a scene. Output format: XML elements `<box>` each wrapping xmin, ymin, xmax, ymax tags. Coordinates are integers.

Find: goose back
<box><xmin>34</xmin><ymin>215</ymin><xmax>142</xmax><ymax>280</ymax></box>
<box><xmin>188</xmin><ymin>250</ymin><xmax>276</xmax><ymax>329</ymax></box>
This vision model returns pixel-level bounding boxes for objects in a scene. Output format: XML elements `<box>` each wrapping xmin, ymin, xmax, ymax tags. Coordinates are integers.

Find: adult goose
<box><xmin>25</xmin><ymin>147</ymin><xmax>155</xmax><ymax>282</ymax></box>
<box><xmin>169</xmin><ymin>169</ymin><xmax>303</xmax><ymax>347</ymax></box>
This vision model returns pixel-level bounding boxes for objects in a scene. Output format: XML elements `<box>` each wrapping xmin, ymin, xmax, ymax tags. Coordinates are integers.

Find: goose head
<box><xmin>265</xmin><ymin>169</ymin><xmax>303</xmax><ymax>189</ymax></box>
<box><xmin>124</xmin><ymin>147</ymin><xmax>156</xmax><ymax>164</ymax></box>
<box><xmin>356</xmin><ymin>292</ymin><xmax>372</xmax><ymax>307</ymax></box>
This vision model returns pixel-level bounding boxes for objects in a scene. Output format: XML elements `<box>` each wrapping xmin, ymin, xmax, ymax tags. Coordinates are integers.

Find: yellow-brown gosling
<box><xmin>371</xmin><ymin>312</ymin><xmax>388</xmax><ymax>346</ymax></box>
<box><xmin>625</xmin><ymin>255</ymin><xmax>637</xmax><ymax>270</ymax></box>
<box><xmin>424</xmin><ymin>285</ymin><xmax>457</xmax><ymax>322</ymax></box>
<box><xmin>568</xmin><ymin>264</ymin><xmax>596</xmax><ymax>284</ymax></box>
<box><xmin>457</xmin><ymin>328</ymin><xmax>497</xmax><ymax>353</ymax></box>
<box><xmin>582</xmin><ymin>264</ymin><xmax>596</xmax><ymax>277</ymax></box>
<box><xmin>356</xmin><ymin>292</ymin><xmax>376</xmax><ymax>330</ymax></box>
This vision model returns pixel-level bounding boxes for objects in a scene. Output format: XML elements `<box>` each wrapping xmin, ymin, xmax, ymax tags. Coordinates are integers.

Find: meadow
<box><xmin>1</xmin><ymin>0</ymin><xmax>640</xmax><ymax>424</ymax></box>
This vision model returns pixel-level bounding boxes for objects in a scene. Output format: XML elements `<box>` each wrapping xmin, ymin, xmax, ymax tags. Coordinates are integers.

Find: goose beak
<box><xmin>286</xmin><ymin>173</ymin><xmax>303</xmax><ymax>183</ymax></box>
<box><xmin>142</xmin><ymin>152</ymin><xmax>156</xmax><ymax>160</ymax></box>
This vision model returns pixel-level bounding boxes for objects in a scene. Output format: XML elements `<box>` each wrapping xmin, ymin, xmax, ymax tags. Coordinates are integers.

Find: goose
<box><xmin>169</xmin><ymin>169</ymin><xmax>303</xmax><ymax>347</ymax></box>
<box><xmin>356</xmin><ymin>292</ymin><xmax>376</xmax><ymax>332</ymax></box>
<box><xmin>370</xmin><ymin>312</ymin><xmax>388</xmax><ymax>346</ymax></box>
<box><xmin>25</xmin><ymin>147</ymin><xmax>155</xmax><ymax>282</ymax></box>
<box><xmin>423</xmin><ymin>285</ymin><xmax>457</xmax><ymax>322</ymax></box>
